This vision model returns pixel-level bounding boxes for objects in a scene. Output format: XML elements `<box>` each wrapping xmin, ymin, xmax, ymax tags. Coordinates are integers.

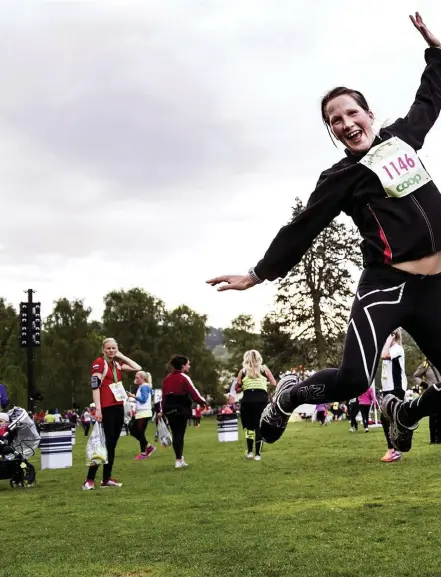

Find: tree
<box><xmin>102</xmin><ymin>288</ymin><xmax>167</xmax><ymax>386</ymax></box>
<box><xmin>260</xmin><ymin>311</ymin><xmax>298</xmax><ymax>374</ymax></box>
<box><xmin>402</xmin><ymin>330</ymin><xmax>424</xmax><ymax>382</ymax></box>
<box><xmin>274</xmin><ymin>198</ymin><xmax>362</xmax><ymax>369</ymax></box>
<box><xmin>223</xmin><ymin>314</ymin><xmax>261</xmax><ymax>374</ymax></box>
<box><xmin>0</xmin><ymin>298</ymin><xmax>27</xmax><ymax>406</ymax></box>
<box><xmin>161</xmin><ymin>305</ymin><xmax>220</xmax><ymax>400</ymax></box>
<box><xmin>39</xmin><ymin>299</ymin><xmax>102</xmax><ymax>409</ymax></box>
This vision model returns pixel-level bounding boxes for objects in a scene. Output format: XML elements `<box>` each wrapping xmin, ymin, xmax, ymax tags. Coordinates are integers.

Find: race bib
<box><xmin>109</xmin><ymin>382</ymin><xmax>127</xmax><ymax>402</ymax></box>
<box><xmin>359</xmin><ymin>137</ymin><xmax>431</xmax><ymax>198</ymax></box>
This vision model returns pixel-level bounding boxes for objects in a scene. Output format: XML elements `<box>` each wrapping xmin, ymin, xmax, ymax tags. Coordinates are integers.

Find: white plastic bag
<box><xmin>157</xmin><ymin>419</ymin><xmax>172</xmax><ymax>448</ymax></box>
<box><xmin>86</xmin><ymin>422</ymin><xmax>108</xmax><ymax>466</ymax></box>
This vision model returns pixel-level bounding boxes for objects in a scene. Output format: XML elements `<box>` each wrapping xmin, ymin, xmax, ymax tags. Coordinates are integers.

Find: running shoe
<box><xmin>82</xmin><ymin>480</ymin><xmax>95</xmax><ymax>491</ymax></box>
<box><xmin>254</xmin><ymin>455</ymin><xmax>262</xmax><ymax>461</ymax></box>
<box><xmin>101</xmin><ymin>478</ymin><xmax>123</xmax><ymax>488</ymax></box>
<box><xmin>134</xmin><ymin>453</ymin><xmax>147</xmax><ymax>460</ymax></box>
<box><xmin>145</xmin><ymin>445</ymin><xmax>157</xmax><ymax>458</ymax></box>
<box><xmin>381</xmin><ymin>394</ymin><xmax>418</xmax><ymax>453</ymax></box>
<box><xmin>259</xmin><ymin>377</ymin><xmax>296</xmax><ymax>444</ymax></box>
<box><xmin>245</xmin><ymin>452</ymin><xmax>254</xmax><ymax>460</ymax></box>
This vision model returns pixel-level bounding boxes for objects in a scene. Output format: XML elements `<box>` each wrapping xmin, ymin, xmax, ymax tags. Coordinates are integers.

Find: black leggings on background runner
<box><xmin>348</xmin><ymin>402</ymin><xmax>359</xmax><ymax>429</ymax></box>
<box><xmin>167</xmin><ymin>414</ymin><xmax>188</xmax><ymax>460</ymax></box>
<box><xmin>87</xmin><ymin>404</ymin><xmax>124</xmax><ymax>482</ymax></box>
<box><xmin>241</xmin><ymin>401</ymin><xmax>267</xmax><ymax>456</ymax></box>
<box><xmin>285</xmin><ymin>266</ymin><xmax>441</xmax><ymax>426</ymax></box>
<box><xmin>130</xmin><ymin>417</ymin><xmax>151</xmax><ymax>452</ymax></box>
<box><xmin>359</xmin><ymin>405</ymin><xmax>370</xmax><ymax>429</ymax></box>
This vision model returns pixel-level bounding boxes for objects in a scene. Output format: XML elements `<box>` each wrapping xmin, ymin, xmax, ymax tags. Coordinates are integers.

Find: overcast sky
<box><xmin>1</xmin><ymin>1</ymin><xmax>441</xmax><ymax>329</ymax></box>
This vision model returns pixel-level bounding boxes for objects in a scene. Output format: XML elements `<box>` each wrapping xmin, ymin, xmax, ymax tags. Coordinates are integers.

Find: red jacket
<box><xmin>162</xmin><ymin>371</ymin><xmax>205</xmax><ymax>416</ymax></box>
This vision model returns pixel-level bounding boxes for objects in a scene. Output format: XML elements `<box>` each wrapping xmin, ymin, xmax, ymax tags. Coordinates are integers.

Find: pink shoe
<box><xmin>145</xmin><ymin>445</ymin><xmax>157</xmax><ymax>458</ymax></box>
<box><xmin>381</xmin><ymin>449</ymin><xmax>402</xmax><ymax>462</ymax></box>
<box><xmin>134</xmin><ymin>453</ymin><xmax>147</xmax><ymax>460</ymax></box>
<box><xmin>101</xmin><ymin>478</ymin><xmax>122</xmax><ymax>488</ymax></box>
<box><xmin>82</xmin><ymin>480</ymin><xmax>95</xmax><ymax>491</ymax></box>
<box><xmin>381</xmin><ymin>449</ymin><xmax>394</xmax><ymax>462</ymax></box>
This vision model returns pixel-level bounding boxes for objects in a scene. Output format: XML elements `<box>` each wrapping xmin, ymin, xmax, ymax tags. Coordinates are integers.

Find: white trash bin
<box><xmin>40</xmin><ymin>423</ymin><xmax>73</xmax><ymax>469</ymax></box>
<box><xmin>217</xmin><ymin>414</ymin><xmax>238</xmax><ymax>442</ymax></box>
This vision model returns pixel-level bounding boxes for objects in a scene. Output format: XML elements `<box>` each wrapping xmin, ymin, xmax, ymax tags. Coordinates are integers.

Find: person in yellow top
<box><xmin>235</xmin><ymin>350</ymin><xmax>277</xmax><ymax>461</ymax></box>
<box><xmin>44</xmin><ymin>411</ymin><xmax>56</xmax><ymax>423</ymax></box>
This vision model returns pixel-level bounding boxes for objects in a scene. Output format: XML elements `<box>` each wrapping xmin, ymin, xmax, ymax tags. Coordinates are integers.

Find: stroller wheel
<box><xmin>9</xmin><ymin>463</ymin><xmax>36</xmax><ymax>488</ymax></box>
<box><xmin>10</xmin><ymin>476</ymin><xmax>21</xmax><ymax>488</ymax></box>
<box><xmin>22</xmin><ymin>463</ymin><xmax>36</xmax><ymax>488</ymax></box>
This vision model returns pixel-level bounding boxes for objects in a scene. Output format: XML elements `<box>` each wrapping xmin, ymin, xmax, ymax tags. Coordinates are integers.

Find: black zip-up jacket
<box><xmin>254</xmin><ymin>47</ymin><xmax>441</xmax><ymax>281</ymax></box>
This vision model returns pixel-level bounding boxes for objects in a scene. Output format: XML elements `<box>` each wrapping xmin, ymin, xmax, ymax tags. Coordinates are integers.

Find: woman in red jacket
<box><xmin>82</xmin><ymin>338</ymin><xmax>141</xmax><ymax>490</ymax></box>
<box><xmin>161</xmin><ymin>355</ymin><xmax>206</xmax><ymax>468</ymax></box>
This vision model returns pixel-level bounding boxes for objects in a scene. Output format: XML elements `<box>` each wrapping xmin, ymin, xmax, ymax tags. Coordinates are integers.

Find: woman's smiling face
<box><xmin>325</xmin><ymin>94</ymin><xmax>375</xmax><ymax>154</ymax></box>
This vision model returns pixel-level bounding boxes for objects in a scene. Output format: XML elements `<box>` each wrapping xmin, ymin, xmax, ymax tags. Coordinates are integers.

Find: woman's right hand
<box><xmin>95</xmin><ymin>408</ymin><xmax>102</xmax><ymax>423</ymax></box>
<box><xmin>206</xmin><ymin>274</ymin><xmax>256</xmax><ymax>292</ymax></box>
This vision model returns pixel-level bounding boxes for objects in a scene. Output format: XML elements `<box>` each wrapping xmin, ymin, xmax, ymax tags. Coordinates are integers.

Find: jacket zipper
<box><xmin>367</xmin><ymin>204</ymin><xmax>393</xmax><ymax>263</ymax></box>
<box><xmin>411</xmin><ymin>196</ymin><xmax>436</xmax><ymax>252</ymax></box>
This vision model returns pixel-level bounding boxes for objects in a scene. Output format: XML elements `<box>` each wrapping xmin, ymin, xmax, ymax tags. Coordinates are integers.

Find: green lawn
<box><xmin>2</xmin><ymin>418</ymin><xmax>441</xmax><ymax>577</ymax></box>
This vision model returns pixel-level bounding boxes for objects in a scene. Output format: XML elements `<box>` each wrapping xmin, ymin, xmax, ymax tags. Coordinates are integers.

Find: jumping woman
<box><xmin>208</xmin><ymin>13</ymin><xmax>441</xmax><ymax>455</ymax></box>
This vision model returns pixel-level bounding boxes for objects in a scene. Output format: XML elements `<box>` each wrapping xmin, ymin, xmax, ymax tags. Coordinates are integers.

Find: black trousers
<box><xmin>130</xmin><ymin>417</ymin><xmax>151</xmax><ymax>452</ymax></box>
<box><xmin>348</xmin><ymin>402</ymin><xmax>359</xmax><ymax>429</ymax></box>
<box><xmin>87</xmin><ymin>404</ymin><xmax>124</xmax><ymax>482</ymax></box>
<box><xmin>286</xmin><ymin>266</ymin><xmax>441</xmax><ymax>425</ymax></box>
<box><xmin>240</xmin><ymin>401</ymin><xmax>267</xmax><ymax>455</ymax></box>
<box><xmin>167</xmin><ymin>414</ymin><xmax>188</xmax><ymax>460</ymax></box>
<box><xmin>359</xmin><ymin>404</ymin><xmax>370</xmax><ymax>429</ymax></box>
<box><xmin>381</xmin><ymin>388</ymin><xmax>405</xmax><ymax>449</ymax></box>
<box><xmin>429</xmin><ymin>414</ymin><xmax>441</xmax><ymax>443</ymax></box>
<box><xmin>316</xmin><ymin>410</ymin><xmax>326</xmax><ymax>425</ymax></box>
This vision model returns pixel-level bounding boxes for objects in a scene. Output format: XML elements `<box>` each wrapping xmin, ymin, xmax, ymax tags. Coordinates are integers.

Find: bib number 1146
<box><xmin>382</xmin><ymin>153</ymin><xmax>415</xmax><ymax>180</ymax></box>
<box><xmin>359</xmin><ymin>137</ymin><xmax>431</xmax><ymax>198</ymax></box>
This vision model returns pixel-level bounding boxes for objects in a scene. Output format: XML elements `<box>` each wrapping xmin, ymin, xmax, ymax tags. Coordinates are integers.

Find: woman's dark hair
<box><xmin>320</xmin><ymin>87</ymin><xmax>371</xmax><ymax>145</ymax></box>
<box><xmin>170</xmin><ymin>354</ymin><xmax>189</xmax><ymax>371</ymax></box>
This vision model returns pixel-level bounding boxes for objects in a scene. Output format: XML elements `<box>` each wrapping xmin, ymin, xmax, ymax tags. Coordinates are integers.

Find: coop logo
<box><xmin>396</xmin><ymin>174</ymin><xmax>422</xmax><ymax>193</ymax></box>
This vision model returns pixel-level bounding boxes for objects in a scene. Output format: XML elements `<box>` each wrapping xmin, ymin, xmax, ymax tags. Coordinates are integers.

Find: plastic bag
<box><xmin>86</xmin><ymin>422</ymin><xmax>108</xmax><ymax>466</ymax></box>
<box><xmin>157</xmin><ymin>419</ymin><xmax>172</xmax><ymax>448</ymax></box>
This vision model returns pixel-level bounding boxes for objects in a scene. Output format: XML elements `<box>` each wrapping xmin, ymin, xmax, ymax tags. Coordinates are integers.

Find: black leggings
<box><xmin>359</xmin><ymin>404</ymin><xmax>371</xmax><ymax>429</ymax></box>
<box><xmin>167</xmin><ymin>414</ymin><xmax>188</xmax><ymax>460</ymax></box>
<box><xmin>87</xmin><ymin>404</ymin><xmax>124</xmax><ymax>482</ymax></box>
<box><xmin>348</xmin><ymin>402</ymin><xmax>359</xmax><ymax>429</ymax></box>
<box><xmin>381</xmin><ymin>388</ymin><xmax>405</xmax><ymax>449</ymax></box>
<box><xmin>241</xmin><ymin>401</ymin><xmax>266</xmax><ymax>455</ymax></box>
<box><xmin>286</xmin><ymin>266</ymin><xmax>441</xmax><ymax>425</ymax></box>
<box><xmin>130</xmin><ymin>417</ymin><xmax>151</xmax><ymax>452</ymax></box>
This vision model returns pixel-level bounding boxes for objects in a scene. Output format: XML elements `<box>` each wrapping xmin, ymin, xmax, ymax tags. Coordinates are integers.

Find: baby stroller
<box><xmin>0</xmin><ymin>407</ymin><xmax>40</xmax><ymax>488</ymax></box>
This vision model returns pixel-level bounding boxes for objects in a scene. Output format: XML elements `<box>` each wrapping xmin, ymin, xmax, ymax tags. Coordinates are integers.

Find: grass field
<box><xmin>2</xmin><ymin>417</ymin><xmax>441</xmax><ymax>577</ymax></box>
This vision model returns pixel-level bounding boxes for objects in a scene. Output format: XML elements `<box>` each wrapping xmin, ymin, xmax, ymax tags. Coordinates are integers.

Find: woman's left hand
<box><xmin>410</xmin><ymin>12</ymin><xmax>441</xmax><ymax>48</ymax></box>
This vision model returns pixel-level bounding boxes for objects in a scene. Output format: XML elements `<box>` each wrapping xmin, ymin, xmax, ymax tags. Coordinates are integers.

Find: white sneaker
<box><xmin>175</xmin><ymin>459</ymin><xmax>189</xmax><ymax>468</ymax></box>
<box><xmin>245</xmin><ymin>452</ymin><xmax>254</xmax><ymax>460</ymax></box>
<box><xmin>349</xmin><ymin>427</ymin><xmax>354</xmax><ymax>433</ymax></box>
<box><xmin>254</xmin><ymin>455</ymin><xmax>262</xmax><ymax>461</ymax></box>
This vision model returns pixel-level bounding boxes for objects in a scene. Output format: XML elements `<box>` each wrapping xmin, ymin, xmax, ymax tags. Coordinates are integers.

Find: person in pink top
<box><xmin>358</xmin><ymin>386</ymin><xmax>375</xmax><ymax>432</ymax></box>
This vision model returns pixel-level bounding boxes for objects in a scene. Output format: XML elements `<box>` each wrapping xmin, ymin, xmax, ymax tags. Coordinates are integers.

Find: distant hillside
<box><xmin>205</xmin><ymin>327</ymin><xmax>224</xmax><ymax>350</ymax></box>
